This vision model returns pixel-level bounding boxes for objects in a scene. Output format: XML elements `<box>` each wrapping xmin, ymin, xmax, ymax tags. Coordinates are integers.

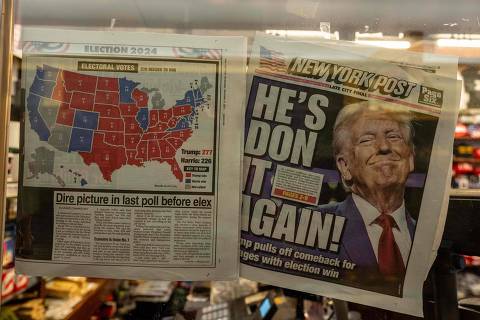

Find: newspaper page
<box><xmin>279</xmin><ymin>35</ymin><xmax>463</xmax><ymax>270</ymax></box>
<box><xmin>16</xmin><ymin>28</ymin><xmax>246</xmax><ymax>280</ymax></box>
<box><xmin>240</xmin><ymin>34</ymin><xmax>461</xmax><ymax>316</ymax></box>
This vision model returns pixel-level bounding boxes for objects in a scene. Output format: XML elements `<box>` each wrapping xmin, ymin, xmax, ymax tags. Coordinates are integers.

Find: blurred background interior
<box><xmin>3</xmin><ymin>0</ymin><xmax>480</xmax><ymax>319</ymax></box>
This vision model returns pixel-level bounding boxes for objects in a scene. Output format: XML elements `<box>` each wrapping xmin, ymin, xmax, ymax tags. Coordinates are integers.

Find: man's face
<box><xmin>337</xmin><ymin>112</ymin><xmax>414</xmax><ymax>192</ymax></box>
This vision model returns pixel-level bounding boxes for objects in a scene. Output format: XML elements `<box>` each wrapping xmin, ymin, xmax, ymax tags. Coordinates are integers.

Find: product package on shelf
<box><xmin>45</xmin><ymin>277</ymin><xmax>89</xmax><ymax>299</ymax></box>
<box><xmin>2</xmin><ymin>268</ymin><xmax>15</xmax><ymax>299</ymax></box>
<box><xmin>3</xmin><ymin>236</ymin><xmax>15</xmax><ymax>267</ymax></box>
<box><xmin>452</xmin><ymin>112</ymin><xmax>480</xmax><ymax>189</ymax></box>
<box><xmin>2</xmin><ymin>298</ymin><xmax>45</xmax><ymax>320</ymax></box>
<box><xmin>1</xmin><ymin>268</ymin><xmax>34</xmax><ymax>301</ymax></box>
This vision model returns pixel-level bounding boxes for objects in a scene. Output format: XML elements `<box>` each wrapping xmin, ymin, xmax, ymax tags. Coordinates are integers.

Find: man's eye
<box><xmin>358</xmin><ymin>136</ymin><xmax>374</xmax><ymax>144</ymax></box>
<box><xmin>387</xmin><ymin>133</ymin><xmax>402</xmax><ymax>140</ymax></box>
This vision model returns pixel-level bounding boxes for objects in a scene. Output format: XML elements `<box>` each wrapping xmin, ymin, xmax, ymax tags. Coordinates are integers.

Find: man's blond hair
<box><xmin>332</xmin><ymin>101</ymin><xmax>414</xmax><ymax>190</ymax></box>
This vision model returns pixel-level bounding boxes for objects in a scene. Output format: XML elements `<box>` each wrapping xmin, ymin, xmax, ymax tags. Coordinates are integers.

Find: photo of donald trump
<box><xmin>318</xmin><ymin>100</ymin><xmax>416</xmax><ymax>295</ymax></box>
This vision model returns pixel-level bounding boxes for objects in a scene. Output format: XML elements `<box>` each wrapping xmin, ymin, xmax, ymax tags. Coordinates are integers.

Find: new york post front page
<box><xmin>240</xmin><ymin>34</ymin><xmax>461</xmax><ymax>316</ymax></box>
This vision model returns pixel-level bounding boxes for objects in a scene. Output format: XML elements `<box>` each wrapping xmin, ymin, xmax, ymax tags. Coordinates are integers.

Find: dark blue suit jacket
<box><xmin>316</xmin><ymin>194</ymin><xmax>416</xmax><ymax>296</ymax></box>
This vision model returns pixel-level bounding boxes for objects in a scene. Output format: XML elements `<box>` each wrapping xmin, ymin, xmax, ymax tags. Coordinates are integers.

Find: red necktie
<box><xmin>374</xmin><ymin>214</ymin><xmax>405</xmax><ymax>277</ymax></box>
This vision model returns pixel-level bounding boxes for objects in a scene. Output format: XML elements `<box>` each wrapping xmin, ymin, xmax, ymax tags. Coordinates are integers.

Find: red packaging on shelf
<box><xmin>453</xmin><ymin>162</ymin><xmax>475</xmax><ymax>174</ymax></box>
<box><xmin>1</xmin><ymin>268</ymin><xmax>15</xmax><ymax>298</ymax></box>
<box><xmin>455</xmin><ymin>123</ymin><xmax>469</xmax><ymax>138</ymax></box>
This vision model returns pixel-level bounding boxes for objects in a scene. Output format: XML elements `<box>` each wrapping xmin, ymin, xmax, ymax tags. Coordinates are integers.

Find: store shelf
<box><xmin>450</xmin><ymin>188</ymin><xmax>480</xmax><ymax>197</ymax></box>
<box><xmin>6</xmin><ymin>182</ymin><xmax>17</xmax><ymax>198</ymax></box>
<box><xmin>459</xmin><ymin>108</ymin><xmax>480</xmax><ymax>115</ymax></box>
<box><xmin>2</xmin><ymin>277</ymin><xmax>39</xmax><ymax>305</ymax></box>
<box><xmin>64</xmin><ymin>279</ymin><xmax>119</xmax><ymax>320</ymax></box>
<box><xmin>454</xmin><ymin>137</ymin><xmax>480</xmax><ymax>142</ymax></box>
<box><xmin>453</xmin><ymin>157</ymin><xmax>480</xmax><ymax>163</ymax></box>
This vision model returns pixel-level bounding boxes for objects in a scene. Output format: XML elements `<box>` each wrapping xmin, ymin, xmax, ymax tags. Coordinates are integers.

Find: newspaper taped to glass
<box><xmin>16</xmin><ymin>28</ymin><xmax>246</xmax><ymax>280</ymax></box>
<box><xmin>240</xmin><ymin>34</ymin><xmax>461</xmax><ymax>316</ymax></box>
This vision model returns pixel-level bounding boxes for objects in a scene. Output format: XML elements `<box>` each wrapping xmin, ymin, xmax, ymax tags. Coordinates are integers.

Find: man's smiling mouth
<box><xmin>368</xmin><ymin>158</ymin><xmax>400</xmax><ymax>166</ymax></box>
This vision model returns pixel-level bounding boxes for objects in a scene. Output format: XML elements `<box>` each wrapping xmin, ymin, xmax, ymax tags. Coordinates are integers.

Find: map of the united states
<box><xmin>27</xmin><ymin>64</ymin><xmax>208</xmax><ymax>183</ymax></box>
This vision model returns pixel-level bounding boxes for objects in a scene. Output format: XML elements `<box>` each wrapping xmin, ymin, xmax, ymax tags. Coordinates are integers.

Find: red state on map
<box><xmin>102</xmin><ymin>131</ymin><xmax>124</xmax><ymax>146</ymax></box>
<box><xmin>149</xmin><ymin>110</ymin><xmax>159</xmax><ymax>127</ymax></box>
<box><xmin>56</xmin><ymin>103</ymin><xmax>75</xmax><ymax>126</ymax></box>
<box><xmin>98</xmin><ymin>117</ymin><xmax>124</xmax><ymax>132</ymax></box>
<box><xmin>97</xmin><ymin>77</ymin><xmax>119</xmax><ymax>91</ymax></box>
<box><xmin>167</xmin><ymin>117</ymin><xmax>179</xmax><ymax>128</ymax></box>
<box><xmin>94</xmin><ymin>104</ymin><xmax>121</xmax><ymax>118</ymax></box>
<box><xmin>52</xmin><ymin>75</ymin><xmax>73</xmax><ymax>103</ymax></box>
<box><xmin>63</xmin><ymin>70</ymin><xmax>97</xmax><ymax>93</ymax></box>
<box><xmin>119</xmin><ymin>103</ymin><xmax>139</xmax><ymax>116</ymax></box>
<box><xmin>148</xmin><ymin>122</ymin><xmax>168</xmax><ymax>133</ymax></box>
<box><xmin>142</xmin><ymin>132</ymin><xmax>168</xmax><ymax>140</ymax></box>
<box><xmin>173</xmin><ymin>105</ymin><xmax>192</xmax><ymax>117</ymax></box>
<box><xmin>158</xmin><ymin>139</ymin><xmax>176</xmax><ymax>158</ymax></box>
<box><xmin>166</xmin><ymin>129</ymin><xmax>192</xmax><ymax>140</ymax></box>
<box><xmin>95</xmin><ymin>91</ymin><xmax>120</xmax><ymax>105</ymax></box>
<box><xmin>167</xmin><ymin>138</ymin><xmax>185</xmax><ymax>150</ymax></box>
<box><xmin>132</xmin><ymin>88</ymin><xmax>148</xmax><ymax>108</ymax></box>
<box><xmin>71</xmin><ymin>92</ymin><xmax>95</xmax><ymax>111</ymax></box>
<box><xmin>148</xmin><ymin>140</ymin><xmax>161</xmax><ymax>160</ymax></box>
<box><xmin>165</xmin><ymin>158</ymin><xmax>183</xmax><ymax>181</ymax></box>
<box><xmin>126</xmin><ymin>149</ymin><xmax>143</xmax><ymax>166</ymax></box>
<box><xmin>123</xmin><ymin>116</ymin><xmax>143</xmax><ymax>134</ymax></box>
<box><xmin>136</xmin><ymin>140</ymin><xmax>148</xmax><ymax>161</ymax></box>
<box><xmin>158</xmin><ymin>109</ymin><xmax>173</xmax><ymax>122</ymax></box>
<box><xmin>79</xmin><ymin>132</ymin><xmax>127</xmax><ymax>181</ymax></box>
<box><xmin>125</xmin><ymin>134</ymin><xmax>141</xmax><ymax>149</ymax></box>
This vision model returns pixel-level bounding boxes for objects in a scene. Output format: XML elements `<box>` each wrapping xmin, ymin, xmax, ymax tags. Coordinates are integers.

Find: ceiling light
<box><xmin>436</xmin><ymin>39</ymin><xmax>480</xmax><ymax>48</ymax></box>
<box><xmin>265</xmin><ymin>30</ymin><xmax>338</xmax><ymax>40</ymax></box>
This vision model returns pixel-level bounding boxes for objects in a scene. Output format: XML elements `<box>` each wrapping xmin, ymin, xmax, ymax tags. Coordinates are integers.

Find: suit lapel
<box><xmin>406</xmin><ymin>212</ymin><xmax>416</xmax><ymax>240</ymax></box>
<box><xmin>339</xmin><ymin>195</ymin><xmax>378</xmax><ymax>267</ymax></box>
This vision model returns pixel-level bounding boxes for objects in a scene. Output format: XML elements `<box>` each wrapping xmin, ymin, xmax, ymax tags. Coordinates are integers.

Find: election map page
<box><xmin>16</xmin><ymin>30</ymin><xmax>245</xmax><ymax>281</ymax></box>
<box><xmin>23</xmin><ymin>57</ymin><xmax>218</xmax><ymax>192</ymax></box>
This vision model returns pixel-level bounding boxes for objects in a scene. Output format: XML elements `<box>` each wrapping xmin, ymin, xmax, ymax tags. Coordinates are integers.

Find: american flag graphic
<box><xmin>172</xmin><ymin>47</ymin><xmax>221</xmax><ymax>60</ymax></box>
<box><xmin>259</xmin><ymin>46</ymin><xmax>287</xmax><ymax>73</ymax></box>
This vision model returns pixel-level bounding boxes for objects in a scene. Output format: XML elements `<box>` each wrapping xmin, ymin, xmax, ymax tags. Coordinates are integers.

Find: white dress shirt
<box><xmin>352</xmin><ymin>193</ymin><xmax>412</xmax><ymax>264</ymax></box>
